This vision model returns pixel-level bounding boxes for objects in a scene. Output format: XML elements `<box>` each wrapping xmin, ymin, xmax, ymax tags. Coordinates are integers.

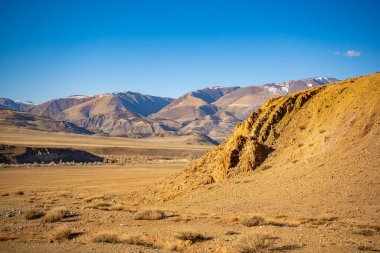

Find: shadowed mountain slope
<box><xmin>54</xmin><ymin>92</ymin><xmax>174</xmax><ymax>136</ymax></box>
<box><xmin>150</xmin><ymin>87</ymin><xmax>239</xmax><ymax>122</ymax></box>
<box><xmin>0</xmin><ymin>98</ymin><xmax>35</xmax><ymax>111</ymax></box>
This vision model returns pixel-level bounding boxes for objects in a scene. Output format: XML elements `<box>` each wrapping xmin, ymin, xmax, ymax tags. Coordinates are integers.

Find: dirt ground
<box><xmin>0</xmin><ymin>164</ymin><xmax>379</xmax><ymax>253</ymax></box>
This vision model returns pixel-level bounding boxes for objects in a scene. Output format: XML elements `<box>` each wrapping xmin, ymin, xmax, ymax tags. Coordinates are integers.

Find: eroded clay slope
<box><xmin>143</xmin><ymin>73</ymin><xmax>380</xmax><ymax>202</ymax></box>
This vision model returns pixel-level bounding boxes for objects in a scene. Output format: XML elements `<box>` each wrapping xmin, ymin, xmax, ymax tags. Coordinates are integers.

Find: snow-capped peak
<box><xmin>15</xmin><ymin>100</ymin><xmax>36</xmax><ymax>105</ymax></box>
<box><xmin>206</xmin><ymin>86</ymin><xmax>224</xmax><ymax>90</ymax></box>
<box><xmin>264</xmin><ymin>77</ymin><xmax>338</xmax><ymax>95</ymax></box>
<box><xmin>67</xmin><ymin>95</ymin><xmax>91</xmax><ymax>99</ymax></box>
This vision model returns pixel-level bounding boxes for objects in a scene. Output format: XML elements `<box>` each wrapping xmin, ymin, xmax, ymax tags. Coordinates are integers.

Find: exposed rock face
<box><xmin>143</xmin><ymin>73</ymin><xmax>380</xmax><ymax>201</ymax></box>
<box><xmin>0</xmin><ymin>145</ymin><xmax>104</xmax><ymax>164</ymax></box>
<box><xmin>73</xmin><ymin>113</ymin><xmax>176</xmax><ymax>137</ymax></box>
<box><xmin>186</xmin><ymin>87</ymin><xmax>322</xmax><ymax>182</ymax></box>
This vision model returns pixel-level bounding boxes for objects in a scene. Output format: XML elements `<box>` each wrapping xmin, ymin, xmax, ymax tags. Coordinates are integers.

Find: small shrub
<box><xmin>25</xmin><ymin>209</ymin><xmax>45</xmax><ymax>220</ymax></box>
<box><xmin>43</xmin><ymin>207</ymin><xmax>70</xmax><ymax>222</ymax></box>
<box><xmin>54</xmin><ymin>226</ymin><xmax>72</xmax><ymax>240</ymax></box>
<box><xmin>176</xmin><ymin>231</ymin><xmax>209</xmax><ymax>243</ymax></box>
<box><xmin>133</xmin><ymin>210</ymin><xmax>165</xmax><ymax>220</ymax></box>
<box><xmin>92</xmin><ymin>233</ymin><xmax>121</xmax><ymax>243</ymax></box>
<box><xmin>236</xmin><ymin>234</ymin><xmax>273</xmax><ymax>253</ymax></box>
<box><xmin>16</xmin><ymin>191</ymin><xmax>24</xmax><ymax>195</ymax></box>
<box><xmin>241</xmin><ymin>216</ymin><xmax>266</xmax><ymax>227</ymax></box>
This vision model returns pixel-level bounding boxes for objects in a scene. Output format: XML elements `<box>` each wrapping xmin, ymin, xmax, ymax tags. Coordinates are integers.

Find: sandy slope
<box><xmin>138</xmin><ymin>72</ymin><xmax>380</xmax><ymax>224</ymax></box>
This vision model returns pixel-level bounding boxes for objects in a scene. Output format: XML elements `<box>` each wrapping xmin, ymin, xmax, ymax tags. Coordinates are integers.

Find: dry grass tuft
<box><xmin>231</xmin><ymin>216</ymin><xmax>240</xmax><ymax>222</ymax></box>
<box><xmin>133</xmin><ymin>209</ymin><xmax>165</xmax><ymax>220</ymax></box>
<box><xmin>226</xmin><ymin>231</ymin><xmax>239</xmax><ymax>235</ymax></box>
<box><xmin>54</xmin><ymin>226</ymin><xmax>72</xmax><ymax>240</ymax></box>
<box><xmin>124</xmin><ymin>234</ymin><xmax>153</xmax><ymax>247</ymax></box>
<box><xmin>43</xmin><ymin>207</ymin><xmax>70</xmax><ymax>222</ymax></box>
<box><xmin>352</xmin><ymin>229</ymin><xmax>375</xmax><ymax>236</ymax></box>
<box><xmin>16</xmin><ymin>190</ymin><xmax>24</xmax><ymax>195</ymax></box>
<box><xmin>24</xmin><ymin>209</ymin><xmax>45</xmax><ymax>220</ymax></box>
<box><xmin>241</xmin><ymin>216</ymin><xmax>266</xmax><ymax>227</ymax></box>
<box><xmin>357</xmin><ymin>224</ymin><xmax>380</xmax><ymax>232</ymax></box>
<box><xmin>357</xmin><ymin>245</ymin><xmax>379</xmax><ymax>251</ymax></box>
<box><xmin>0</xmin><ymin>233</ymin><xmax>17</xmax><ymax>241</ymax></box>
<box><xmin>95</xmin><ymin>202</ymin><xmax>112</xmax><ymax>207</ymax></box>
<box><xmin>110</xmin><ymin>204</ymin><xmax>124</xmax><ymax>211</ymax></box>
<box><xmin>176</xmin><ymin>231</ymin><xmax>209</xmax><ymax>243</ymax></box>
<box><xmin>300</xmin><ymin>216</ymin><xmax>338</xmax><ymax>226</ymax></box>
<box><xmin>92</xmin><ymin>232</ymin><xmax>121</xmax><ymax>243</ymax></box>
<box><xmin>319</xmin><ymin>216</ymin><xmax>338</xmax><ymax>222</ymax></box>
<box><xmin>84</xmin><ymin>195</ymin><xmax>108</xmax><ymax>203</ymax></box>
<box><xmin>236</xmin><ymin>234</ymin><xmax>273</xmax><ymax>253</ymax></box>
<box><xmin>155</xmin><ymin>236</ymin><xmax>193</xmax><ymax>251</ymax></box>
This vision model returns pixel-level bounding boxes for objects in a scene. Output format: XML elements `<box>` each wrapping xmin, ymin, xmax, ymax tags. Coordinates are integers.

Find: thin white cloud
<box><xmin>344</xmin><ymin>50</ymin><xmax>361</xmax><ymax>57</ymax></box>
<box><xmin>334</xmin><ymin>51</ymin><xmax>341</xmax><ymax>55</ymax></box>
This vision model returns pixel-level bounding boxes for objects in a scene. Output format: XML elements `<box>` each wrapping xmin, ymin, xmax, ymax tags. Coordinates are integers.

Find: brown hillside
<box><xmin>29</xmin><ymin>96</ymin><xmax>94</xmax><ymax>117</ymax></box>
<box><xmin>54</xmin><ymin>93</ymin><xmax>175</xmax><ymax>136</ymax></box>
<box><xmin>150</xmin><ymin>87</ymin><xmax>238</xmax><ymax>122</ymax></box>
<box><xmin>140</xmin><ymin>73</ymin><xmax>380</xmax><ymax>222</ymax></box>
<box><xmin>0</xmin><ymin>109</ymin><xmax>93</xmax><ymax>135</ymax></box>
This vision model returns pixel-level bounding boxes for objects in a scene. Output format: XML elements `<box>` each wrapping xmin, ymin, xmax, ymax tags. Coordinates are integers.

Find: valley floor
<box><xmin>0</xmin><ymin>164</ymin><xmax>379</xmax><ymax>253</ymax></box>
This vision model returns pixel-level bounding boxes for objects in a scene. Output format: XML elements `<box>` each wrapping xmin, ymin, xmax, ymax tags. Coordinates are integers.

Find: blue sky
<box><xmin>0</xmin><ymin>0</ymin><xmax>379</xmax><ymax>103</ymax></box>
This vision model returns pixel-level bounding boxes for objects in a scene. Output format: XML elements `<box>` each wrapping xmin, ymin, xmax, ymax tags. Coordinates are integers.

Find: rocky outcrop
<box><xmin>0</xmin><ymin>145</ymin><xmax>104</xmax><ymax>164</ymax></box>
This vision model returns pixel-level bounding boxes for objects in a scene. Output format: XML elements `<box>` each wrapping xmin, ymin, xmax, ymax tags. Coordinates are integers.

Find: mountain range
<box><xmin>0</xmin><ymin>77</ymin><xmax>338</xmax><ymax>141</ymax></box>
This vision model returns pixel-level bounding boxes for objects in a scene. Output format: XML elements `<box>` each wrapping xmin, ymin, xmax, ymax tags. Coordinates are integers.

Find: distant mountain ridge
<box><xmin>0</xmin><ymin>98</ymin><xmax>35</xmax><ymax>111</ymax></box>
<box><xmin>0</xmin><ymin>108</ymin><xmax>93</xmax><ymax>135</ymax></box>
<box><xmin>0</xmin><ymin>77</ymin><xmax>338</xmax><ymax>141</ymax></box>
<box><xmin>150</xmin><ymin>86</ymin><xmax>239</xmax><ymax>123</ymax></box>
<box><xmin>264</xmin><ymin>77</ymin><xmax>338</xmax><ymax>95</ymax></box>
